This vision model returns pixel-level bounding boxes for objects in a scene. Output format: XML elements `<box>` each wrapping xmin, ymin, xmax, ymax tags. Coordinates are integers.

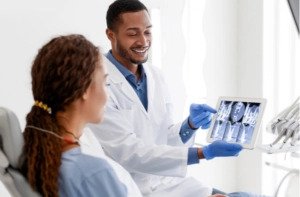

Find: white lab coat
<box><xmin>88</xmin><ymin>57</ymin><xmax>212</xmax><ymax>196</ymax></box>
<box><xmin>80</xmin><ymin>128</ymin><xmax>142</xmax><ymax>197</ymax></box>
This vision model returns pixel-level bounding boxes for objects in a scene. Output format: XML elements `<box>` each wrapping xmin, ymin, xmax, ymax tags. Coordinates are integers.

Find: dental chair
<box><xmin>0</xmin><ymin>107</ymin><xmax>40</xmax><ymax>197</ymax></box>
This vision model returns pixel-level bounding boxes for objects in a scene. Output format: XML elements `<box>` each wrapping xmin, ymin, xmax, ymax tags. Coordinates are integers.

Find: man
<box><xmin>89</xmin><ymin>0</ymin><xmax>243</xmax><ymax>196</ymax></box>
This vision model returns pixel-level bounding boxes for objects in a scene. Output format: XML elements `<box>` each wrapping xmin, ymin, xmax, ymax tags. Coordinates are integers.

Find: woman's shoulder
<box><xmin>60</xmin><ymin>147</ymin><xmax>113</xmax><ymax>178</ymax></box>
<box><xmin>59</xmin><ymin>148</ymin><xmax>128</xmax><ymax>197</ymax></box>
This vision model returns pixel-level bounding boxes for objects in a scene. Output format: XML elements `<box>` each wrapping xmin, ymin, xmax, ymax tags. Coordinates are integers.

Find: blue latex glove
<box><xmin>188</xmin><ymin>104</ymin><xmax>217</xmax><ymax>129</ymax></box>
<box><xmin>202</xmin><ymin>140</ymin><xmax>243</xmax><ymax>160</ymax></box>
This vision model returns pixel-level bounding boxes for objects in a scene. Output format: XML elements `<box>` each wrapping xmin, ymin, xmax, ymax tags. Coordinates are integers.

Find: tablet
<box><xmin>207</xmin><ymin>97</ymin><xmax>267</xmax><ymax>149</ymax></box>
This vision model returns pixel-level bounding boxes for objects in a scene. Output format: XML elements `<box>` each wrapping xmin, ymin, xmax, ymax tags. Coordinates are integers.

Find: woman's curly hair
<box><xmin>21</xmin><ymin>34</ymin><xmax>100</xmax><ymax>197</ymax></box>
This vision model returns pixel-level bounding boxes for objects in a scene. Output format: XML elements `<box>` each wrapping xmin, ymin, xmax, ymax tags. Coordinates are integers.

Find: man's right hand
<box><xmin>188</xmin><ymin>104</ymin><xmax>217</xmax><ymax>129</ymax></box>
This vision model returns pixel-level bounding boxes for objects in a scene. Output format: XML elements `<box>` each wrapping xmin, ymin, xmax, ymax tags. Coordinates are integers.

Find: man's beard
<box><xmin>116</xmin><ymin>42</ymin><xmax>149</xmax><ymax>65</ymax></box>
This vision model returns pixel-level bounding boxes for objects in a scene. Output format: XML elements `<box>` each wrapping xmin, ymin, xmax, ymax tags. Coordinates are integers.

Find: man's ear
<box><xmin>106</xmin><ymin>28</ymin><xmax>115</xmax><ymax>41</ymax></box>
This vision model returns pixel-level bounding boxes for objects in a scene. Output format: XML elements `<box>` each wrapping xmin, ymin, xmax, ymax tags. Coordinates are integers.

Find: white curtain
<box><xmin>149</xmin><ymin>0</ymin><xmax>207</xmax><ymax>123</ymax></box>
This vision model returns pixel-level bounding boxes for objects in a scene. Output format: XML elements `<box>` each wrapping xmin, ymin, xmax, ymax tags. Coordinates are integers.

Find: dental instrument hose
<box><xmin>274</xmin><ymin>169</ymin><xmax>299</xmax><ymax>197</ymax></box>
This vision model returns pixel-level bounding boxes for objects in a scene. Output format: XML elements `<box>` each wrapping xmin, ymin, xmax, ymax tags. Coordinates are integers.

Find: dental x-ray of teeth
<box><xmin>211</xmin><ymin>101</ymin><xmax>261</xmax><ymax>144</ymax></box>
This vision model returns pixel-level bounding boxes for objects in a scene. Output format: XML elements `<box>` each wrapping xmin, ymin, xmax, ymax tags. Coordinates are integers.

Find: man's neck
<box><xmin>111</xmin><ymin>51</ymin><xmax>141</xmax><ymax>78</ymax></box>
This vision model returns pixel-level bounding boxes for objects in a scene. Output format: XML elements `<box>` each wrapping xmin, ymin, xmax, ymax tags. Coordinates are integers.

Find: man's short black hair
<box><xmin>106</xmin><ymin>0</ymin><xmax>148</xmax><ymax>31</ymax></box>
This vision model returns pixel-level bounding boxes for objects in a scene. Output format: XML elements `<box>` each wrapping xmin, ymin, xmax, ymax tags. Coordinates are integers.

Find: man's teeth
<box><xmin>132</xmin><ymin>48</ymin><xmax>148</xmax><ymax>53</ymax></box>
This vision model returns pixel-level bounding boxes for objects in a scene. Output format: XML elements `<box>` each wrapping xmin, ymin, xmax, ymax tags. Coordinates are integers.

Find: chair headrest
<box><xmin>0</xmin><ymin>107</ymin><xmax>23</xmax><ymax>169</ymax></box>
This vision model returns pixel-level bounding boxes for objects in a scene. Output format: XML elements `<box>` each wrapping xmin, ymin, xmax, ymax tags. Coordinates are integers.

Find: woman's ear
<box><xmin>82</xmin><ymin>90</ymin><xmax>89</xmax><ymax>100</ymax></box>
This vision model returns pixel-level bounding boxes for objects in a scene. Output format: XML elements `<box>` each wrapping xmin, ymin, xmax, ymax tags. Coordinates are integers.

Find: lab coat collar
<box><xmin>104</xmin><ymin>56</ymin><xmax>128</xmax><ymax>84</ymax></box>
<box><xmin>103</xmin><ymin>56</ymin><xmax>151</xmax><ymax>117</ymax></box>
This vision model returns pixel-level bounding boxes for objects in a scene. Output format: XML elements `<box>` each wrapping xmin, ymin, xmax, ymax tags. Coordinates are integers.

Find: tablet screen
<box><xmin>209</xmin><ymin>100</ymin><xmax>263</xmax><ymax>145</ymax></box>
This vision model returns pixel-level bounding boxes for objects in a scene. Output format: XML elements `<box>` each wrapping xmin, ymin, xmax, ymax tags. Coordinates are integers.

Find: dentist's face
<box><xmin>107</xmin><ymin>10</ymin><xmax>152</xmax><ymax>68</ymax></box>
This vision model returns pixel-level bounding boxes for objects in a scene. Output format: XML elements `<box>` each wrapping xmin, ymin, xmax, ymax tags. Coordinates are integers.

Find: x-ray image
<box><xmin>210</xmin><ymin>100</ymin><xmax>261</xmax><ymax>144</ymax></box>
<box><xmin>230</xmin><ymin>102</ymin><xmax>245</xmax><ymax>122</ymax></box>
<box><xmin>217</xmin><ymin>101</ymin><xmax>233</xmax><ymax>121</ymax></box>
<box><xmin>243</xmin><ymin>104</ymin><xmax>259</xmax><ymax>125</ymax></box>
<box><xmin>223</xmin><ymin>122</ymin><xmax>241</xmax><ymax>142</ymax></box>
<box><xmin>236</xmin><ymin>124</ymin><xmax>255</xmax><ymax>144</ymax></box>
<box><xmin>211</xmin><ymin>120</ymin><xmax>228</xmax><ymax>140</ymax></box>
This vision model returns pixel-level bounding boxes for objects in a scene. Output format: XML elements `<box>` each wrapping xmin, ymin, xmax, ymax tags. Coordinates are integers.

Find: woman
<box><xmin>21</xmin><ymin>34</ymin><xmax>142</xmax><ymax>197</ymax></box>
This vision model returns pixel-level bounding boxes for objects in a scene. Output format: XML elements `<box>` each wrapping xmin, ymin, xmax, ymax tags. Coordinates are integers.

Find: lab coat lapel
<box><xmin>104</xmin><ymin>56</ymin><xmax>149</xmax><ymax>117</ymax></box>
<box><xmin>143</xmin><ymin>63</ymin><xmax>154</xmax><ymax>115</ymax></box>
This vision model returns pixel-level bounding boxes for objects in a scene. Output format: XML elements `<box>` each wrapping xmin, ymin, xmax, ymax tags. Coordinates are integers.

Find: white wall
<box><xmin>236</xmin><ymin>0</ymin><xmax>264</xmax><ymax>194</ymax></box>
<box><xmin>0</xmin><ymin>0</ymin><xmax>111</xmax><ymax>128</ymax></box>
<box><xmin>0</xmin><ymin>0</ymin><xmax>112</xmax><ymax>195</ymax></box>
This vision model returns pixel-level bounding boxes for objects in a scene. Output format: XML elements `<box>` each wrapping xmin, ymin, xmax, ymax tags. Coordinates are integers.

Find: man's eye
<box><xmin>128</xmin><ymin>33</ymin><xmax>137</xmax><ymax>36</ymax></box>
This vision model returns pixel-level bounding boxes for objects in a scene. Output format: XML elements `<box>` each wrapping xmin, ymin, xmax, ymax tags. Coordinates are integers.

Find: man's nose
<box><xmin>137</xmin><ymin>35</ymin><xmax>148</xmax><ymax>46</ymax></box>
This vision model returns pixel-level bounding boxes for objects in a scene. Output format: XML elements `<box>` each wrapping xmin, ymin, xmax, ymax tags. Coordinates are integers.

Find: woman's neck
<box><xmin>56</xmin><ymin>110</ymin><xmax>84</xmax><ymax>151</ymax></box>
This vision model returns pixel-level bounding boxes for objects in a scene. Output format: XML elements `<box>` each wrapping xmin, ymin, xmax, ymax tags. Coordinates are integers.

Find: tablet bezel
<box><xmin>207</xmin><ymin>96</ymin><xmax>267</xmax><ymax>149</ymax></box>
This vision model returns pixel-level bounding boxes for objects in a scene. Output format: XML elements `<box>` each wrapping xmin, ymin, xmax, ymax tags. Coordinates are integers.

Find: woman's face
<box><xmin>83</xmin><ymin>58</ymin><xmax>108</xmax><ymax>123</ymax></box>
